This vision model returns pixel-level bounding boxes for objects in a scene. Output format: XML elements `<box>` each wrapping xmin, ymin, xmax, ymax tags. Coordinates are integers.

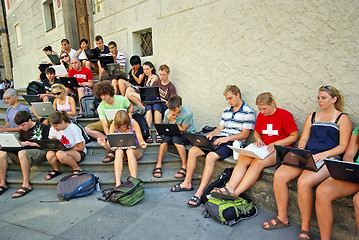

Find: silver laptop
<box><xmin>155</xmin><ymin>123</ymin><xmax>181</xmax><ymax>136</ymax></box>
<box><xmin>325</xmin><ymin>159</ymin><xmax>359</xmax><ymax>184</ymax></box>
<box><xmin>31</xmin><ymin>102</ymin><xmax>56</xmax><ymax>116</ymax></box>
<box><xmin>50</xmin><ymin>65</ymin><xmax>68</xmax><ymax>76</ymax></box>
<box><xmin>274</xmin><ymin>145</ymin><xmax>325</xmax><ymax>172</ymax></box>
<box><xmin>104</xmin><ymin>109</ymin><xmax>126</xmax><ymax>121</ymax></box>
<box><xmin>0</xmin><ymin>133</ymin><xmax>23</xmax><ymax>151</ymax></box>
<box><xmin>107</xmin><ymin>133</ymin><xmax>137</xmax><ymax>150</ymax></box>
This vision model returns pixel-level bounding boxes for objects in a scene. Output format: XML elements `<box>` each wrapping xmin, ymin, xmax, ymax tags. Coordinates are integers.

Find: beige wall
<box><xmin>93</xmin><ymin>0</ymin><xmax>359</xmax><ymax>130</ymax></box>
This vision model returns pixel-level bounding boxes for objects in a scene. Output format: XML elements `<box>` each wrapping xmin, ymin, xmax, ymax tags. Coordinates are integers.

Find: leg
<box><xmin>173</xmin><ymin>143</ymin><xmax>188</xmax><ymax>178</ymax></box>
<box><xmin>126</xmin><ymin>148</ymin><xmax>143</xmax><ymax>178</ymax></box>
<box><xmin>85</xmin><ymin>127</ymin><xmax>106</xmax><ymax>139</ymax></box>
<box><xmin>114</xmin><ymin>149</ymin><xmax>125</xmax><ymax>187</ymax></box>
<box><xmin>125</xmin><ymin>87</ymin><xmax>145</xmax><ymax>109</ymax></box>
<box><xmin>118</xmin><ymin>79</ymin><xmax>132</xmax><ymax>96</ymax></box>
<box><xmin>153</xmin><ymin>142</ymin><xmax>168</xmax><ymax>178</ymax></box>
<box><xmin>145</xmin><ymin>108</ymin><xmax>153</xmax><ymax>130</ymax></box>
<box><xmin>77</xmin><ymin>87</ymin><xmax>85</xmax><ymax>115</ymax></box>
<box><xmin>354</xmin><ymin>191</ymin><xmax>359</xmax><ymax>230</ymax></box>
<box><xmin>46</xmin><ymin>151</ymin><xmax>60</xmax><ymax>171</ymax></box>
<box><xmin>316</xmin><ymin>178</ymin><xmax>359</xmax><ymax>240</ymax></box>
<box><xmin>111</xmin><ymin>78</ymin><xmax>119</xmax><ymax>95</ymax></box>
<box><xmin>0</xmin><ymin>151</ymin><xmax>8</xmax><ymax>188</ymax></box>
<box><xmin>17</xmin><ymin>150</ymin><xmax>32</xmax><ymax>188</ymax></box>
<box><xmin>56</xmin><ymin>150</ymin><xmax>82</xmax><ymax>171</ymax></box>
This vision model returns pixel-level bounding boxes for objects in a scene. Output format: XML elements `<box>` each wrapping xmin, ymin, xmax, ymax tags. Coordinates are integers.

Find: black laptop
<box><xmin>325</xmin><ymin>159</ymin><xmax>359</xmax><ymax>184</ymax></box>
<box><xmin>184</xmin><ymin>132</ymin><xmax>220</xmax><ymax>151</ymax></box>
<box><xmin>47</xmin><ymin>54</ymin><xmax>61</xmax><ymax>65</ymax></box>
<box><xmin>36</xmin><ymin>139</ymin><xmax>67</xmax><ymax>151</ymax></box>
<box><xmin>38</xmin><ymin>63</ymin><xmax>52</xmax><ymax>72</ymax></box>
<box><xmin>139</xmin><ymin>86</ymin><xmax>165</xmax><ymax>104</ymax></box>
<box><xmin>107</xmin><ymin>133</ymin><xmax>137</xmax><ymax>150</ymax></box>
<box><xmin>60</xmin><ymin>77</ymin><xmax>80</xmax><ymax>88</ymax></box>
<box><xmin>84</xmin><ymin>49</ymin><xmax>100</xmax><ymax>62</ymax></box>
<box><xmin>98</xmin><ymin>55</ymin><xmax>114</xmax><ymax>69</ymax></box>
<box><xmin>274</xmin><ymin>145</ymin><xmax>325</xmax><ymax>172</ymax></box>
<box><xmin>21</xmin><ymin>95</ymin><xmax>42</xmax><ymax>105</ymax></box>
<box><xmin>155</xmin><ymin>124</ymin><xmax>181</xmax><ymax>136</ymax></box>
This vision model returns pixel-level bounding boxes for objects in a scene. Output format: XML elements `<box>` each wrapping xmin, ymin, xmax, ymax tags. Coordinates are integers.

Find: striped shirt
<box><xmin>218</xmin><ymin>101</ymin><xmax>256</xmax><ymax>144</ymax></box>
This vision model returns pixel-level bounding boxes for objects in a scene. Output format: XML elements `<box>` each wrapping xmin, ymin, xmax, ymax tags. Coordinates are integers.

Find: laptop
<box><xmin>107</xmin><ymin>133</ymin><xmax>137</xmax><ymax>150</ymax></box>
<box><xmin>98</xmin><ymin>55</ymin><xmax>114</xmax><ymax>69</ymax></box>
<box><xmin>155</xmin><ymin>123</ymin><xmax>181</xmax><ymax>136</ymax></box>
<box><xmin>31</xmin><ymin>102</ymin><xmax>56</xmax><ymax>116</ymax></box>
<box><xmin>60</xmin><ymin>77</ymin><xmax>80</xmax><ymax>88</ymax></box>
<box><xmin>184</xmin><ymin>132</ymin><xmax>220</xmax><ymax>151</ymax></box>
<box><xmin>38</xmin><ymin>63</ymin><xmax>52</xmax><ymax>72</ymax></box>
<box><xmin>21</xmin><ymin>95</ymin><xmax>42</xmax><ymax>105</ymax></box>
<box><xmin>139</xmin><ymin>86</ymin><xmax>165</xmax><ymax>104</ymax></box>
<box><xmin>47</xmin><ymin>54</ymin><xmax>61</xmax><ymax>65</ymax></box>
<box><xmin>84</xmin><ymin>49</ymin><xmax>100</xmax><ymax>62</ymax></box>
<box><xmin>0</xmin><ymin>133</ymin><xmax>23</xmax><ymax>151</ymax></box>
<box><xmin>104</xmin><ymin>109</ymin><xmax>126</xmax><ymax>121</ymax></box>
<box><xmin>107</xmin><ymin>63</ymin><xmax>126</xmax><ymax>79</ymax></box>
<box><xmin>325</xmin><ymin>159</ymin><xmax>359</xmax><ymax>184</ymax></box>
<box><xmin>36</xmin><ymin>139</ymin><xmax>67</xmax><ymax>151</ymax></box>
<box><xmin>50</xmin><ymin>65</ymin><xmax>68</xmax><ymax>76</ymax></box>
<box><xmin>274</xmin><ymin>145</ymin><xmax>325</xmax><ymax>172</ymax></box>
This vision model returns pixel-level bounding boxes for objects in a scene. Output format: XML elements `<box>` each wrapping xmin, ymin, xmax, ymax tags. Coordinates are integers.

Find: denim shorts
<box><xmin>145</xmin><ymin>103</ymin><xmax>168</xmax><ymax>115</ymax></box>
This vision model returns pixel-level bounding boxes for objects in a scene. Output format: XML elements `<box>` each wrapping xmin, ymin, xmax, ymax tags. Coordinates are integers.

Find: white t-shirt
<box><xmin>49</xmin><ymin>122</ymin><xmax>86</xmax><ymax>153</ymax></box>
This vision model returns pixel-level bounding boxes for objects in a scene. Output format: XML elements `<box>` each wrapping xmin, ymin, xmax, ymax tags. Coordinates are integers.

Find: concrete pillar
<box><xmin>0</xmin><ymin>1</ymin><xmax>12</xmax><ymax>80</ymax></box>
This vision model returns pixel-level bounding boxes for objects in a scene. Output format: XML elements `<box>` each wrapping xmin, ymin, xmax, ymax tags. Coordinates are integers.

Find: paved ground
<box><xmin>0</xmin><ymin>185</ymin><xmax>320</xmax><ymax>240</ymax></box>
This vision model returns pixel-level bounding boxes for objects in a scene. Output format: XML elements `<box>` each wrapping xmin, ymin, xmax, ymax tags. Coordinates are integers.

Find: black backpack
<box><xmin>26</xmin><ymin>81</ymin><xmax>46</xmax><ymax>95</ymax></box>
<box><xmin>80</xmin><ymin>96</ymin><xmax>101</xmax><ymax>118</ymax></box>
<box><xmin>201</xmin><ymin>167</ymin><xmax>234</xmax><ymax>204</ymax></box>
<box><xmin>71</xmin><ymin>120</ymin><xmax>91</xmax><ymax>144</ymax></box>
<box><xmin>132</xmin><ymin>113</ymin><xmax>150</xmax><ymax>140</ymax></box>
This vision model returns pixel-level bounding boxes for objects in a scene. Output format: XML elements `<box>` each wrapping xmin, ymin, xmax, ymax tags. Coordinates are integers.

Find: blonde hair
<box><xmin>51</xmin><ymin>83</ymin><xmax>66</xmax><ymax>93</ymax></box>
<box><xmin>223</xmin><ymin>85</ymin><xmax>241</xmax><ymax>97</ymax></box>
<box><xmin>113</xmin><ymin>110</ymin><xmax>131</xmax><ymax>130</ymax></box>
<box><xmin>256</xmin><ymin>92</ymin><xmax>276</xmax><ymax>107</ymax></box>
<box><xmin>319</xmin><ymin>85</ymin><xmax>343</xmax><ymax>111</ymax></box>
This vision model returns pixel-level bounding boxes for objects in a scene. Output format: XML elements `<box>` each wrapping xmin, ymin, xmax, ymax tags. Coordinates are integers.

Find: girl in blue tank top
<box><xmin>97</xmin><ymin>110</ymin><xmax>147</xmax><ymax>187</ymax></box>
<box><xmin>264</xmin><ymin>86</ymin><xmax>352</xmax><ymax>240</ymax></box>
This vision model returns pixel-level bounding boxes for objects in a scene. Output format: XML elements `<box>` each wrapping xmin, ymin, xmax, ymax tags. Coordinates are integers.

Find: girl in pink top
<box><xmin>51</xmin><ymin>84</ymin><xmax>77</xmax><ymax>119</ymax></box>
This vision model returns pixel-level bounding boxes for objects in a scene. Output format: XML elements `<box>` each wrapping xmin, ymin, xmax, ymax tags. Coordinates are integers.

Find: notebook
<box><xmin>139</xmin><ymin>86</ymin><xmax>165</xmax><ymax>104</ymax></box>
<box><xmin>0</xmin><ymin>133</ymin><xmax>23</xmax><ymax>151</ymax></box>
<box><xmin>104</xmin><ymin>109</ymin><xmax>126</xmax><ymax>121</ymax></box>
<box><xmin>47</xmin><ymin>54</ymin><xmax>61</xmax><ymax>65</ymax></box>
<box><xmin>229</xmin><ymin>143</ymin><xmax>271</xmax><ymax>160</ymax></box>
<box><xmin>107</xmin><ymin>133</ymin><xmax>137</xmax><ymax>150</ymax></box>
<box><xmin>325</xmin><ymin>159</ymin><xmax>359</xmax><ymax>184</ymax></box>
<box><xmin>36</xmin><ymin>139</ymin><xmax>67</xmax><ymax>151</ymax></box>
<box><xmin>50</xmin><ymin>65</ymin><xmax>68</xmax><ymax>76</ymax></box>
<box><xmin>21</xmin><ymin>95</ymin><xmax>42</xmax><ymax>105</ymax></box>
<box><xmin>60</xmin><ymin>77</ymin><xmax>80</xmax><ymax>88</ymax></box>
<box><xmin>274</xmin><ymin>145</ymin><xmax>325</xmax><ymax>172</ymax></box>
<box><xmin>98</xmin><ymin>55</ymin><xmax>114</xmax><ymax>69</ymax></box>
<box><xmin>31</xmin><ymin>102</ymin><xmax>56</xmax><ymax>116</ymax></box>
<box><xmin>155</xmin><ymin>123</ymin><xmax>181</xmax><ymax>136</ymax></box>
<box><xmin>184</xmin><ymin>132</ymin><xmax>220</xmax><ymax>151</ymax></box>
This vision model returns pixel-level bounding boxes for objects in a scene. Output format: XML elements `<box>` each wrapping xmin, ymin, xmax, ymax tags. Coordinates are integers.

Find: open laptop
<box><xmin>325</xmin><ymin>159</ymin><xmax>359</xmax><ymax>184</ymax></box>
<box><xmin>0</xmin><ymin>133</ymin><xmax>23</xmax><ymax>151</ymax></box>
<box><xmin>107</xmin><ymin>63</ymin><xmax>126</xmax><ymax>79</ymax></box>
<box><xmin>104</xmin><ymin>109</ymin><xmax>126</xmax><ymax>121</ymax></box>
<box><xmin>21</xmin><ymin>95</ymin><xmax>42</xmax><ymax>105</ymax></box>
<box><xmin>184</xmin><ymin>132</ymin><xmax>220</xmax><ymax>151</ymax></box>
<box><xmin>50</xmin><ymin>65</ymin><xmax>68</xmax><ymax>76</ymax></box>
<box><xmin>60</xmin><ymin>77</ymin><xmax>80</xmax><ymax>88</ymax></box>
<box><xmin>155</xmin><ymin>123</ymin><xmax>181</xmax><ymax>136</ymax></box>
<box><xmin>47</xmin><ymin>54</ymin><xmax>61</xmax><ymax>65</ymax></box>
<box><xmin>84</xmin><ymin>49</ymin><xmax>100</xmax><ymax>62</ymax></box>
<box><xmin>36</xmin><ymin>139</ymin><xmax>67</xmax><ymax>151</ymax></box>
<box><xmin>38</xmin><ymin>63</ymin><xmax>52</xmax><ymax>72</ymax></box>
<box><xmin>98</xmin><ymin>55</ymin><xmax>114</xmax><ymax>69</ymax></box>
<box><xmin>107</xmin><ymin>133</ymin><xmax>137</xmax><ymax>150</ymax></box>
<box><xmin>274</xmin><ymin>145</ymin><xmax>325</xmax><ymax>172</ymax></box>
<box><xmin>31</xmin><ymin>102</ymin><xmax>56</xmax><ymax>116</ymax></box>
<box><xmin>139</xmin><ymin>86</ymin><xmax>165</xmax><ymax>104</ymax></box>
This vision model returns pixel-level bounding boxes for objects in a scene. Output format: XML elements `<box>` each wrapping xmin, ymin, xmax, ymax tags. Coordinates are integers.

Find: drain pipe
<box><xmin>0</xmin><ymin>0</ymin><xmax>13</xmax><ymax>81</ymax></box>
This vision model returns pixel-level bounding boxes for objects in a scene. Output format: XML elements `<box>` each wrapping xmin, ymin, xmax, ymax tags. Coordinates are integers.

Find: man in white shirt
<box><xmin>61</xmin><ymin>39</ymin><xmax>77</xmax><ymax>59</ymax></box>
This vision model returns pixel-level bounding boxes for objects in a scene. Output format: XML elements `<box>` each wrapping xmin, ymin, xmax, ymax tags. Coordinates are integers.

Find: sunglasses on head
<box><xmin>320</xmin><ymin>85</ymin><xmax>331</xmax><ymax>90</ymax></box>
<box><xmin>60</xmin><ymin>55</ymin><xmax>69</xmax><ymax>59</ymax></box>
<box><xmin>52</xmin><ymin>92</ymin><xmax>62</xmax><ymax>96</ymax></box>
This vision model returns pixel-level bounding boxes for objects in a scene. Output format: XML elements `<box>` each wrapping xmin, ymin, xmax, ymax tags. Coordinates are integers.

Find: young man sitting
<box><xmin>152</xmin><ymin>95</ymin><xmax>195</xmax><ymax>179</ymax></box>
<box><xmin>0</xmin><ymin>111</ymin><xmax>49</xmax><ymax>197</ymax></box>
<box><xmin>0</xmin><ymin>89</ymin><xmax>30</xmax><ymax>133</ymax></box>
<box><xmin>102</xmin><ymin>41</ymin><xmax>126</xmax><ymax>82</ymax></box>
<box><xmin>95</xmin><ymin>35</ymin><xmax>111</xmax><ymax>81</ymax></box>
<box><xmin>60</xmin><ymin>39</ymin><xmax>77</xmax><ymax>59</ymax></box>
<box><xmin>170</xmin><ymin>85</ymin><xmax>256</xmax><ymax>208</ymax></box>
<box><xmin>84</xmin><ymin>82</ymin><xmax>133</xmax><ymax>163</ymax></box>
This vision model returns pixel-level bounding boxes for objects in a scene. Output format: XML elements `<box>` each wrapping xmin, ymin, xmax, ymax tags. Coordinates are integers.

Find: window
<box><xmin>133</xmin><ymin>28</ymin><xmax>153</xmax><ymax>57</ymax></box>
<box><xmin>43</xmin><ymin>0</ymin><xmax>56</xmax><ymax>32</ymax></box>
<box><xmin>14</xmin><ymin>23</ymin><xmax>22</xmax><ymax>47</ymax></box>
<box><xmin>93</xmin><ymin>0</ymin><xmax>103</xmax><ymax>13</ymax></box>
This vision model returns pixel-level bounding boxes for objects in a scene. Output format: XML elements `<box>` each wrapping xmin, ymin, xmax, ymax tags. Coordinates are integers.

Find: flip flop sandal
<box><xmin>12</xmin><ymin>187</ymin><xmax>32</xmax><ymax>198</ymax></box>
<box><xmin>170</xmin><ymin>183</ymin><xmax>194</xmax><ymax>192</ymax></box>
<box><xmin>262</xmin><ymin>217</ymin><xmax>290</xmax><ymax>230</ymax></box>
<box><xmin>210</xmin><ymin>186</ymin><xmax>236</xmax><ymax>200</ymax></box>
<box><xmin>146</xmin><ymin>135</ymin><xmax>154</xmax><ymax>143</ymax></box>
<box><xmin>45</xmin><ymin>170</ymin><xmax>62</xmax><ymax>180</ymax></box>
<box><xmin>187</xmin><ymin>196</ymin><xmax>201</xmax><ymax>208</ymax></box>
<box><xmin>102</xmin><ymin>150</ymin><xmax>116</xmax><ymax>163</ymax></box>
<box><xmin>174</xmin><ymin>168</ymin><xmax>187</xmax><ymax>178</ymax></box>
<box><xmin>0</xmin><ymin>186</ymin><xmax>8</xmax><ymax>195</ymax></box>
<box><xmin>152</xmin><ymin>167</ymin><xmax>162</xmax><ymax>178</ymax></box>
<box><xmin>297</xmin><ymin>230</ymin><xmax>311</xmax><ymax>240</ymax></box>
<box><xmin>155</xmin><ymin>135</ymin><xmax>162</xmax><ymax>143</ymax></box>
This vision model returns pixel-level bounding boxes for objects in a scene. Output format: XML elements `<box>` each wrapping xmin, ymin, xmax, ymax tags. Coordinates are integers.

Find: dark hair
<box><xmin>80</xmin><ymin>38</ymin><xmax>88</xmax><ymax>45</ymax></box>
<box><xmin>43</xmin><ymin>46</ymin><xmax>53</xmax><ymax>52</ymax></box>
<box><xmin>49</xmin><ymin>111</ymin><xmax>71</xmax><ymax>124</ymax></box>
<box><xmin>130</xmin><ymin>55</ymin><xmax>141</xmax><ymax>66</ymax></box>
<box><xmin>61</xmin><ymin>39</ymin><xmax>70</xmax><ymax>44</ymax></box>
<box><xmin>167</xmin><ymin>95</ymin><xmax>182</xmax><ymax>109</ymax></box>
<box><xmin>45</xmin><ymin>67</ymin><xmax>55</xmax><ymax>75</ymax></box>
<box><xmin>143</xmin><ymin>61</ymin><xmax>156</xmax><ymax>74</ymax></box>
<box><xmin>93</xmin><ymin>82</ymin><xmax>115</xmax><ymax>98</ymax></box>
<box><xmin>108</xmin><ymin>41</ymin><xmax>117</xmax><ymax>47</ymax></box>
<box><xmin>95</xmin><ymin>35</ymin><xmax>103</xmax><ymax>42</ymax></box>
<box><xmin>14</xmin><ymin>111</ymin><xmax>32</xmax><ymax>125</ymax></box>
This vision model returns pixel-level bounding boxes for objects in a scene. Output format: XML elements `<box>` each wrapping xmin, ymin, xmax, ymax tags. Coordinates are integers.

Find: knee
<box><xmin>206</xmin><ymin>152</ymin><xmax>219</xmax><ymax>165</ymax></box>
<box><xmin>353</xmin><ymin>192</ymin><xmax>359</xmax><ymax>208</ymax></box>
<box><xmin>297</xmin><ymin>175</ymin><xmax>313</xmax><ymax>191</ymax></box>
<box><xmin>0</xmin><ymin>150</ymin><xmax>7</xmax><ymax>160</ymax></box>
<box><xmin>188</xmin><ymin>147</ymin><xmax>201</xmax><ymax>156</ymax></box>
<box><xmin>316</xmin><ymin>183</ymin><xmax>333</xmax><ymax>202</ymax></box>
<box><xmin>18</xmin><ymin>150</ymin><xmax>27</xmax><ymax>159</ymax></box>
<box><xmin>273</xmin><ymin>168</ymin><xmax>289</xmax><ymax>186</ymax></box>
<box><xmin>115</xmin><ymin>149</ymin><xmax>125</xmax><ymax>159</ymax></box>
<box><xmin>56</xmin><ymin>151</ymin><xmax>66</xmax><ymax>161</ymax></box>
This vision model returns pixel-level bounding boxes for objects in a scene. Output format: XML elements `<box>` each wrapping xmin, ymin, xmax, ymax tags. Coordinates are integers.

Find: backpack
<box><xmin>98</xmin><ymin>176</ymin><xmax>144</xmax><ymax>207</ymax></box>
<box><xmin>203</xmin><ymin>196</ymin><xmax>257</xmax><ymax>226</ymax></box>
<box><xmin>132</xmin><ymin>113</ymin><xmax>150</xmax><ymax>140</ymax></box>
<box><xmin>80</xmin><ymin>96</ymin><xmax>101</xmax><ymax>118</ymax></box>
<box><xmin>71</xmin><ymin>120</ymin><xmax>91</xmax><ymax>144</ymax></box>
<box><xmin>26</xmin><ymin>81</ymin><xmax>46</xmax><ymax>95</ymax></box>
<box><xmin>57</xmin><ymin>172</ymin><xmax>99</xmax><ymax>201</ymax></box>
<box><xmin>201</xmin><ymin>167</ymin><xmax>234</xmax><ymax>204</ymax></box>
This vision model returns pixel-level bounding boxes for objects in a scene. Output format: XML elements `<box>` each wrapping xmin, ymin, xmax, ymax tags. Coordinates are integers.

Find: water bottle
<box><xmin>232</xmin><ymin>140</ymin><xmax>241</xmax><ymax>160</ymax></box>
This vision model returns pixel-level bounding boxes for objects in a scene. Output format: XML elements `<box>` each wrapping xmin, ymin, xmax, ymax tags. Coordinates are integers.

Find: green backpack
<box><xmin>98</xmin><ymin>176</ymin><xmax>144</xmax><ymax>207</ymax></box>
<box><xmin>203</xmin><ymin>196</ymin><xmax>257</xmax><ymax>226</ymax></box>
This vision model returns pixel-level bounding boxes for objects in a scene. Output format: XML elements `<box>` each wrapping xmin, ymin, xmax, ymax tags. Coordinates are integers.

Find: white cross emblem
<box><xmin>262</xmin><ymin>124</ymin><xmax>278</xmax><ymax>136</ymax></box>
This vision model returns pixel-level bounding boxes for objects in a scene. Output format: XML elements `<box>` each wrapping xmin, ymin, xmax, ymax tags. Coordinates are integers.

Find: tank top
<box><xmin>116</xmin><ymin>119</ymin><xmax>139</xmax><ymax>145</ymax></box>
<box><xmin>145</xmin><ymin>75</ymin><xmax>156</xmax><ymax>87</ymax></box>
<box><xmin>56</xmin><ymin>96</ymin><xmax>75</xmax><ymax>119</ymax></box>
<box><xmin>305</xmin><ymin>112</ymin><xmax>344</xmax><ymax>155</ymax></box>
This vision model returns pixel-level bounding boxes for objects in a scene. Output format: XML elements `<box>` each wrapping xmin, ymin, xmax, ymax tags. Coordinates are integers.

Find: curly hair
<box><xmin>93</xmin><ymin>82</ymin><xmax>115</xmax><ymax>98</ymax></box>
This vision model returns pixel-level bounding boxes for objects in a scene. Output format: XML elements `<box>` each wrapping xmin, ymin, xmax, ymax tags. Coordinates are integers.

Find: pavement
<box><xmin>0</xmin><ymin>185</ymin><xmax>320</xmax><ymax>240</ymax></box>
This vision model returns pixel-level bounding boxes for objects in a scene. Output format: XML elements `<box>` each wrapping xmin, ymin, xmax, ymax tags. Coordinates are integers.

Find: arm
<box><xmin>128</xmin><ymin>102</ymin><xmax>134</xmax><ymax>118</ymax></box>
<box><xmin>258</xmin><ymin>130</ymin><xmax>299</xmax><ymax>152</ymax></box>
<box><xmin>343</xmin><ymin>132</ymin><xmax>359</xmax><ymax>163</ymax></box>
<box><xmin>100</xmin><ymin>118</ymin><xmax>110</xmax><ymax>135</ymax></box>
<box><xmin>81</xmin><ymin>79</ymin><xmax>94</xmax><ymax>88</ymax></box>
<box><xmin>166</xmin><ymin>113</ymin><xmax>189</xmax><ymax>132</ymax></box>
<box><xmin>131</xmin><ymin>70</ymin><xmax>145</xmax><ymax>85</ymax></box>
<box><xmin>132</xmin><ymin>120</ymin><xmax>147</xmax><ymax>149</ymax></box>
<box><xmin>53</xmin><ymin>99</ymin><xmax>58</xmax><ymax>110</ymax></box>
<box><xmin>297</xmin><ymin>113</ymin><xmax>313</xmax><ymax>149</ymax></box>
<box><xmin>71</xmin><ymin>142</ymin><xmax>84</xmax><ymax>152</ymax></box>
<box><xmin>67</xmin><ymin>97</ymin><xmax>77</xmax><ymax>116</ymax></box>
<box><xmin>214</xmin><ymin>128</ymin><xmax>251</xmax><ymax>145</ymax></box>
<box><xmin>206</xmin><ymin>125</ymin><xmax>224</xmax><ymax>140</ymax></box>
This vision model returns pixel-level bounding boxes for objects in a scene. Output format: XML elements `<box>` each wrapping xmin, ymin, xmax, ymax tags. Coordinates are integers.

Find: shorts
<box><xmin>79</xmin><ymin>151</ymin><xmax>86</xmax><ymax>162</ymax></box>
<box><xmin>145</xmin><ymin>103</ymin><xmax>168</xmax><ymax>115</ymax></box>
<box><xmin>199</xmin><ymin>141</ymin><xmax>234</xmax><ymax>160</ymax></box>
<box><xmin>86</xmin><ymin>119</ymin><xmax>111</xmax><ymax>133</ymax></box>
<box><xmin>6</xmin><ymin>149</ymin><xmax>47</xmax><ymax>165</ymax></box>
<box><xmin>70</xmin><ymin>86</ymin><xmax>93</xmax><ymax>100</ymax></box>
<box><xmin>162</xmin><ymin>135</ymin><xmax>190</xmax><ymax>146</ymax></box>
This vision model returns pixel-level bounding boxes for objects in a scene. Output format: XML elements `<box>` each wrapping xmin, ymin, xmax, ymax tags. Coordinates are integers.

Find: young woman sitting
<box><xmin>51</xmin><ymin>84</ymin><xmax>77</xmax><ymax>119</ymax></box>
